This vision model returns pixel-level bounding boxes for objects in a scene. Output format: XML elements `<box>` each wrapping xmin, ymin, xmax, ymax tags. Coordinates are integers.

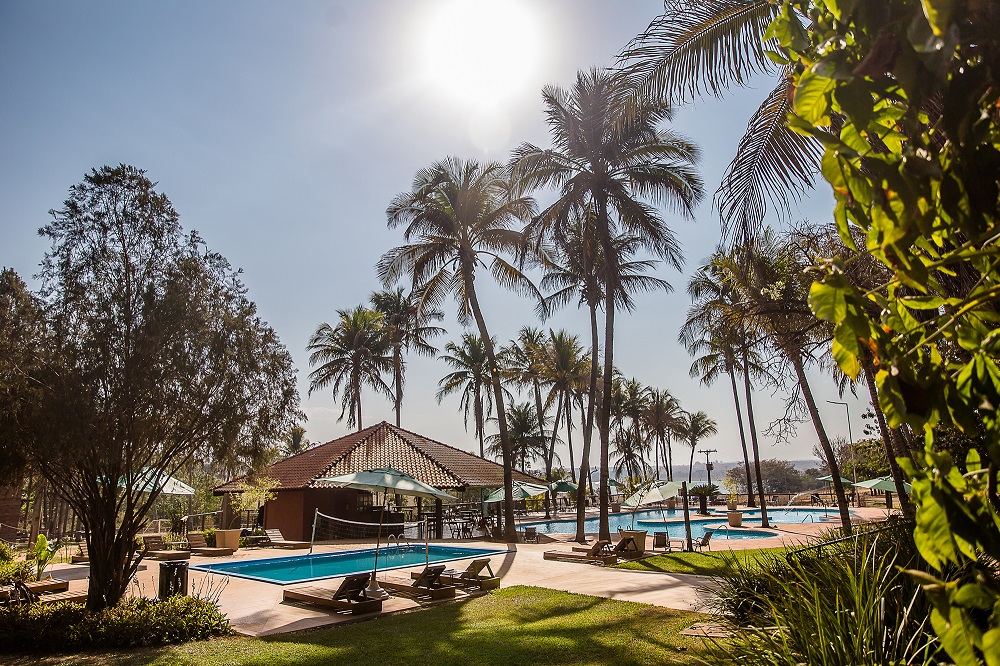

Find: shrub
<box><xmin>202</xmin><ymin>527</ymin><xmax>216</xmax><ymax>547</ymax></box>
<box><xmin>0</xmin><ymin>595</ymin><xmax>233</xmax><ymax>653</ymax></box>
<box><xmin>0</xmin><ymin>540</ymin><xmax>16</xmax><ymax>562</ymax></box>
<box><xmin>0</xmin><ymin>559</ymin><xmax>33</xmax><ymax>585</ymax></box>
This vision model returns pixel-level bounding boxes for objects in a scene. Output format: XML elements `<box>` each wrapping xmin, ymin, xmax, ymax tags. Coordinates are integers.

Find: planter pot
<box><xmin>611</xmin><ymin>502</ymin><xmax>621</xmax><ymax>512</ymax></box>
<box><xmin>215</xmin><ymin>529</ymin><xmax>241</xmax><ymax>551</ymax></box>
<box><xmin>619</xmin><ymin>529</ymin><xmax>647</xmax><ymax>556</ymax></box>
<box><xmin>666</xmin><ymin>498</ymin><xmax>676</xmax><ymax>510</ymax></box>
<box><xmin>727</xmin><ymin>511</ymin><xmax>743</xmax><ymax>528</ymax></box>
<box><xmin>727</xmin><ymin>499</ymin><xmax>738</xmax><ymax>511</ymax></box>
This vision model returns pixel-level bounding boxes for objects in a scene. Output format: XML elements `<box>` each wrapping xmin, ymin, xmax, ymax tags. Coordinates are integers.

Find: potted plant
<box><xmin>689</xmin><ymin>484</ymin><xmax>718</xmax><ymax>515</ymax></box>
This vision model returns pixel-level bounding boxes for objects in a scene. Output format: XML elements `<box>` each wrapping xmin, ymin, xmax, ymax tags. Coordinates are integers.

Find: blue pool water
<box><xmin>192</xmin><ymin>544</ymin><xmax>506</xmax><ymax>585</ymax></box>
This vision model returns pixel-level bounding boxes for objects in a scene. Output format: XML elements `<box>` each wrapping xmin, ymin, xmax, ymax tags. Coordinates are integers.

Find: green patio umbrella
<box><xmin>816</xmin><ymin>475</ymin><xmax>852</xmax><ymax>484</ymax></box>
<box><xmin>317</xmin><ymin>467</ymin><xmax>456</xmax><ymax>599</ymax></box>
<box><xmin>549</xmin><ymin>480</ymin><xmax>579</xmax><ymax>493</ymax></box>
<box><xmin>853</xmin><ymin>476</ymin><xmax>912</xmax><ymax>493</ymax></box>
<box><xmin>483</xmin><ymin>481</ymin><xmax>549</xmax><ymax>503</ymax></box>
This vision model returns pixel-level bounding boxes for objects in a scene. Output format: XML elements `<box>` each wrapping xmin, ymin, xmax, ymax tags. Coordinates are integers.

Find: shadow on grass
<box><xmin>9</xmin><ymin>586</ymin><xmax>718</xmax><ymax>666</ymax></box>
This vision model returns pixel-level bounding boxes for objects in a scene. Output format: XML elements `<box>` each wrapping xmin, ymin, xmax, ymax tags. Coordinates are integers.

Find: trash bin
<box><xmin>158</xmin><ymin>561</ymin><xmax>188</xmax><ymax>600</ymax></box>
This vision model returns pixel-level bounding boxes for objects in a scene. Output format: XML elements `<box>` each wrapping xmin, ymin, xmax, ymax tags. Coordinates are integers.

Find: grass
<box><xmin>7</xmin><ymin>586</ymin><xmax>720</xmax><ymax>666</ymax></box>
<box><xmin>614</xmin><ymin>547</ymin><xmax>790</xmax><ymax>576</ymax></box>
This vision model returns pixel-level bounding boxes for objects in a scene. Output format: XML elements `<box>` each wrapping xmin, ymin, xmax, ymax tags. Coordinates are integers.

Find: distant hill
<box><xmin>654</xmin><ymin>459</ymin><xmax>822</xmax><ymax>485</ymax></box>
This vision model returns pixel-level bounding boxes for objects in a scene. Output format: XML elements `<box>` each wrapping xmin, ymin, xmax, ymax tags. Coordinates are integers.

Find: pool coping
<box><xmin>190</xmin><ymin>544</ymin><xmax>508</xmax><ymax>585</ymax></box>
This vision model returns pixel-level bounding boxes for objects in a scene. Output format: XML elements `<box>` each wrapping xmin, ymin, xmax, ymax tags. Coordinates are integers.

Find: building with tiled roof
<box><xmin>215</xmin><ymin>421</ymin><xmax>543</xmax><ymax>540</ymax></box>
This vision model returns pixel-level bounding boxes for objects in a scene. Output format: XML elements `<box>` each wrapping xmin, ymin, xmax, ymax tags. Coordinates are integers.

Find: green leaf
<box><xmin>794</xmin><ymin>69</ymin><xmax>836</xmax><ymax>125</ymax></box>
<box><xmin>919</xmin><ymin>0</ymin><xmax>954</xmax><ymax>37</ymax></box>
<box><xmin>809</xmin><ymin>279</ymin><xmax>847</xmax><ymax>322</ymax></box>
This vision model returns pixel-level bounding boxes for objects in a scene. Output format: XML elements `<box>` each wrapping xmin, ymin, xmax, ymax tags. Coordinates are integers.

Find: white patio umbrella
<box><xmin>482</xmin><ymin>481</ymin><xmax>549</xmax><ymax>503</ymax></box>
<box><xmin>118</xmin><ymin>468</ymin><xmax>195</xmax><ymax>495</ymax></box>
<box><xmin>316</xmin><ymin>467</ymin><xmax>456</xmax><ymax>599</ymax></box>
<box><xmin>853</xmin><ymin>476</ymin><xmax>912</xmax><ymax>493</ymax></box>
<box><xmin>622</xmin><ymin>480</ymin><xmax>683</xmax><ymax>531</ymax></box>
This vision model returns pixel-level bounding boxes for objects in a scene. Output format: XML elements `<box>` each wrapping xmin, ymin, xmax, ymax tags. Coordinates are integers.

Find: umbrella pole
<box><xmin>366</xmin><ymin>492</ymin><xmax>388</xmax><ymax>600</ymax></box>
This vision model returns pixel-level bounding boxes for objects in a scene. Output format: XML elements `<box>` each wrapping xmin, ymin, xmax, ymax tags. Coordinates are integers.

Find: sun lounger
<box><xmin>612</xmin><ymin>534</ymin><xmax>643</xmax><ymax>559</ymax></box>
<box><xmin>186</xmin><ymin>532</ymin><xmax>234</xmax><ymax>557</ymax></box>
<box><xmin>264</xmin><ymin>529</ymin><xmax>311</xmax><ymax>549</ymax></box>
<box><xmin>142</xmin><ymin>534</ymin><xmax>191</xmax><ymax>560</ymax></box>
<box><xmin>283</xmin><ymin>573</ymin><xmax>384</xmax><ymax>614</ymax></box>
<box><xmin>71</xmin><ymin>541</ymin><xmax>89</xmax><ymax>564</ymax></box>
<box><xmin>381</xmin><ymin>564</ymin><xmax>456</xmax><ymax>601</ymax></box>
<box><xmin>692</xmin><ymin>530</ymin><xmax>715</xmax><ymax>552</ymax></box>
<box><xmin>418</xmin><ymin>558</ymin><xmax>501</xmax><ymax>590</ymax></box>
<box><xmin>544</xmin><ymin>539</ymin><xmax>617</xmax><ymax>565</ymax></box>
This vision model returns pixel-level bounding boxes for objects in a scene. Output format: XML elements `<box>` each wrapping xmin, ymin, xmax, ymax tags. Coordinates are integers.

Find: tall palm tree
<box><xmin>617</xmin><ymin>1</ymin><xmax>820</xmax><ymax>241</ymax></box>
<box><xmin>540</xmin><ymin>330</ymin><xmax>588</xmax><ymax>483</ymax></box>
<box><xmin>499</xmin><ymin>327</ymin><xmax>549</xmax><ymax>469</ymax></box>
<box><xmin>281</xmin><ymin>426</ymin><xmax>311</xmax><ymax>457</ymax></box>
<box><xmin>436</xmin><ymin>334</ymin><xmax>495</xmax><ymax>458</ymax></box>
<box><xmin>642</xmin><ymin>388</ymin><xmax>682</xmax><ymax>481</ymax></box>
<box><xmin>307</xmin><ymin>306</ymin><xmax>393</xmax><ymax>431</ymax></box>
<box><xmin>370</xmin><ymin>288</ymin><xmax>445</xmax><ymax>427</ymax></box>
<box><xmin>677</xmin><ymin>411</ymin><xmax>718</xmax><ymax>483</ymax></box>
<box><xmin>512</xmin><ymin>68</ymin><xmax>704</xmax><ymax>541</ymax></box>
<box><xmin>618</xmin><ymin>377</ymin><xmax>651</xmax><ymax>472</ymax></box>
<box><xmin>379</xmin><ymin>157</ymin><xmax>537</xmax><ymax>542</ymax></box>
<box><xmin>485</xmin><ymin>402</ymin><xmax>552</xmax><ymax>473</ymax></box>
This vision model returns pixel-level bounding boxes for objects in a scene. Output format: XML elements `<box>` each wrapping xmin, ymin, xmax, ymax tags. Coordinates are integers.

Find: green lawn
<box><xmin>614</xmin><ymin>547</ymin><xmax>790</xmax><ymax>576</ymax></box>
<box><xmin>8</xmin><ymin>586</ymin><xmax>721</xmax><ymax>666</ymax></box>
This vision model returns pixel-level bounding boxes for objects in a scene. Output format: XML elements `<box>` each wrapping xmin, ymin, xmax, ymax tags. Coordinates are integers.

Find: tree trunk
<box><xmin>475</xmin><ymin>391</ymin><xmax>485</xmax><ymax>458</ymax></box>
<box><xmin>393</xmin><ymin>345</ymin><xmax>403</xmax><ymax>427</ymax></box>
<box><xmin>741</xmin><ymin>344</ymin><xmax>769</xmax><ymax>526</ymax></box>
<box><xmin>545</xmin><ymin>392</ymin><xmax>563</xmax><ymax>519</ymax></box>
<box><xmin>862</xmin><ymin>360</ymin><xmax>914</xmax><ymax>518</ymax></box>
<box><xmin>666</xmin><ymin>432</ymin><xmax>673</xmax><ymax>481</ymax></box>
<box><xmin>728</xmin><ymin>368</ymin><xmax>755</xmax><ymax>506</ymax></box>
<box><xmin>791</xmin><ymin>353</ymin><xmax>852</xmax><ymax>534</ymax></box>
<box><xmin>599</xmin><ymin>293</ymin><xmax>614</xmax><ymax>542</ymax></box>
<box><xmin>575</xmin><ymin>305</ymin><xmax>600</xmax><ymax>543</ymax></box>
<box><xmin>565</xmin><ymin>394</ymin><xmax>576</xmax><ymax>483</ymax></box>
<box><xmin>29</xmin><ymin>478</ymin><xmax>44</xmax><ymax>547</ymax></box>
<box><xmin>688</xmin><ymin>442</ymin><xmax>696</xmax><ymax>483</ymax></box>
<box><xmin>463</xmin><ymin>267</ymin><xmax>516</xmax><ymax>543</ymax></box>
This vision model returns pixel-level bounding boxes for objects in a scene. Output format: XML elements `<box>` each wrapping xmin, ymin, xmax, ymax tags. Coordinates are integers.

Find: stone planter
<box><xmin>619</xmin><ymin>529</ymin><xmax>647</xmax><ymax>556</ymax></box>
<box><xmin>727</xmin><ymin>499</ymin><xmax>738</xmax><ymax>511</ymax></box>
<box><xmin>215</xmin><ymin>529</ymin><xmax>241</xmax><ymax>551</ymax></box>
<box><xmin>727</xmin><ymin>511</ymin><xmax>743</xmax><ymax>528</ymax></box>
<box><xmin>611</xmin><ymin>502</ymin><xmax>621</xmax><ymax>512</ymax></box>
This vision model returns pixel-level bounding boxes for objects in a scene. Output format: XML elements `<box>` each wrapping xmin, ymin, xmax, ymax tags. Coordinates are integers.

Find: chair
<box><xmin>544</xmin><ymin>540</ymin><xmax>617</xmax><ymax>565</ymax></box>
<box><xmin>425</xmin><ymin>558</ymin><xmax>501</xmax><ymax>590</ymax></box>
<box><xmin>522</xmin><ymin>526</ymin><xmax>538</xmax><ymax>543</ymax></box>
<box><xmin>186</xmin><ymin>532</ymin><xmax>234</xmax><ymax>557</ymax></box>
<box><xmin>692</xmin><ymin>530</ymin><xmax>714</xmax><ymax>552</ymax></box>
<box><xmin>382</xmin><ymin>564</ymin><xmax>456</xmax><ymax>600</ymax></box>
<box><xmin>282</xmin><ymin>573</ymin><xmax>384</xmax><ymax>614</ymax></box>
<box><xmin>612</xmin><ymin>534</ymin><xmax>642</xmax><ymax>559</ymax></box>
<box><xmin>71</xmin><ymin>541</ymin><xmax>89</xmax><ymax>564</ymax></box>
<box><xmin>264</xmin><ymin>529</ymin><xmax>311</xmax><ymax>549</ymax></box>
<box><xmin>142</xmin><ymin>534</ymin><xmax>191</xmax><ymax>560</ymax></box>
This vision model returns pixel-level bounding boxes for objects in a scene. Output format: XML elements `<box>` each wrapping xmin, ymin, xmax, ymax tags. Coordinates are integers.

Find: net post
<box><xmin>310</xmin><ymin>507</ymin><xmax>319</xmax><ymax>555</ymax></box>
<box><xmin>424</xmin><ymin>516</ymin><xmax>429</xmax><ymax>567</ymax></box>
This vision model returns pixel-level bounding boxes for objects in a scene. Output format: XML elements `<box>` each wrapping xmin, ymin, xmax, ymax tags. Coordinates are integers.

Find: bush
<box><xmin>202</xmin><ymin>527</ymin><xmax>216</xmax><ymax>547</ymax></box>
<box><xmin>0</xmin><ymin>540</ymin><xmax>16</xmax><ymax>562</ymax></box>
<box><xmin>0</xmin><ymin>595</ymin><xmax>233</xmax><ymax>653</ymax></box>
<box><xmin>711</xmin><ymin>520</ymin><xmax>944</xmax><ymax>665</ymax></box>
<box><xmin>0</xmin><ymin>559</ymin><xmax>33</xmax><ymax>585</ymax></box>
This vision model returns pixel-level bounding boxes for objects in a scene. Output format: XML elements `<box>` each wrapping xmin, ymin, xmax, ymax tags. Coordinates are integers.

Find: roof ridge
<box><xmin>311</xmin><ymin>422</ymin><xmax>386</xmax><ymax>484</ymax></box>
<box><xmin>388</xmin><ymin>426</ymin><xmax>464</xmax><ymax>487</ymax></box>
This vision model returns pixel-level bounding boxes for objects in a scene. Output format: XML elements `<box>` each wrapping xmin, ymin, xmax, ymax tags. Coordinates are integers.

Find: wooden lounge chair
<box><xmin>381</xmin><ymin>564</ymin><xmax>456</xmax><ymax>601</ymax></box>
<box><xmin>692</xmin><ymin>530</ymin><xmax>715</xmax><ymax>552</ymax></box>
<box><xmin>612</xmin><ymin>534</ymin><xmax>643</xmax><ymax>559</ymax></box>
<box><xmin>264</xmin><ymin>529</ymin><xmax>310</xmax><ymax>549</ymax></box>
<box><xmin>544</xmin><ymin>540</ymin><xmax>617</xmax><ymax>565</ymax></box>
<box><xmin>522</xmin><ymin>526</ymin><xmax>538</xmax><ymax>543</ymax></box>
<box><xmin>142</xmin><ymin>534</ymin><xmax>191</xmax><ymax>560</ymax></box>
<box><xmin>186</xmin><ymin>532</ymin><xmax>234</xmax><ymax>557</ymax></box>
<box><xmin>71</xmin><ymin>541</ymin><xmax>89</xmax><ymax>564</ymax></box>
<box><xmin>2</xmin><ymin>579</ymin><xmax>87</xmax><ymax>606</ymax></box>
<box><xmin>420</xmin><ymin>558</ymin><xmax>501</xmax><ymax>590</ymax></box>
<box><xmin>282</xmin><ymin>573</ymin><xmax>384</xmax><ymax>614</ymax></box>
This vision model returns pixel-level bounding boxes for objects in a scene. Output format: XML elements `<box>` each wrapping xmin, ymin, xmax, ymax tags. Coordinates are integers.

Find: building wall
<box><xmin>262</xmin><ymin>490</ymin><xmax>305</xmax><ymax>541</ymax></box>
<box><xmin>262</xmin><ymin>488</ymin><xmax>364</xmax><ymax>541</ymax></box>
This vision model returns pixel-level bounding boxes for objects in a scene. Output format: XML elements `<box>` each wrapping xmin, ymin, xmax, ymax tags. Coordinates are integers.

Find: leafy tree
<box><xmin>512</xmin><ymin>68</ymin><xmax>703</xmax><ymax>541</ymax></box>
<box><xmin>0</xmin><ymin>165</ymin><xmax>300</xmax><ymax>610</ymax></box>
<box><xmin>370</xmin><ymin>288</ymin><xmax>445</xmax><ymax>427</ymax></box>
<box><xmin>381</xmin><ymin>157</ymin><xmax>537</xmax><ymax>542</ymax></box>
<box><xmin>229</xmin><ymin>475</ymin><xmax>280</xmax><ymax>527</ymax></box>
<box><xmin>774</xmin><ymin>0</ymin><xmax>1000</xmax><ymax>658</ymax></box>
<box><xmin>307</xmin><ymin>306</ymin><xmax>392</xmax><ymax>431</ymax></box>
<box><xmin>725</xmin><ymin>459</ymin><xmax>811</xmax><ymax>494</ymax></box>
<box><xmin>437</xmin><ymin>334</ymin><xmax>496</xmax><ymax>458</ymax></box>
<box><xmin>281</xmin><ymin>426</ymin><xmax>311</xmax><ymax>457</ymax></box>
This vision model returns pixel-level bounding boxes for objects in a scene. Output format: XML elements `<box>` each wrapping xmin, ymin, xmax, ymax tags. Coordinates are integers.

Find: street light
<box><xmin>826</xmin><ymin>400</ymin><xmax>857</xmax><ymax>485</ymax></box>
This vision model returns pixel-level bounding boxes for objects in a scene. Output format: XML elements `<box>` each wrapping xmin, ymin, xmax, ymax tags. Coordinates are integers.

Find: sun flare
<box><xmin>419</xmin><ymin>0</ymin><xmax>542</xmax><ymax>107</ymax></box>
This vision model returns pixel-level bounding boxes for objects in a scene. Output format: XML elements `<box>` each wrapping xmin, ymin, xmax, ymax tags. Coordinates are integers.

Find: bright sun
<box><xmin>419</xmin><ymin>0</ymin><xmax>542</xmax><ymax>108</ymax></box>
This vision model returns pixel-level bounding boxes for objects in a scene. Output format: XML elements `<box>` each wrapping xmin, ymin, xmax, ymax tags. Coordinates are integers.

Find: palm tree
<box><xmin>618</xmin><ymin>377</ymin><xmax>651</xmax><ymax>472</ymax></box>
<box><xmin>370</xmin><ymin>288</ymin><xmax>445</xmax><ymax>427</ymax></box>
<box><xmin>437</xmin><ymin>334</ymin><xmax>495</xmax><ymax>458</ymax></box>
<box><xmin>617</xmin><ymin>1</ymin><xmax>821</xmax><ymax>241</ymax></box>
<box><xmin>642</xmin><ymin>388</ymin><xmax>682</xmax><ymax>481</ymax></box>
<box><xmin>499</xmin><ymin>327</ymin><xmax>549</xmax><ymax>469</ymax></box>
<box><xmin>677</xmin><ymin>411</ymin><xmax>718</xmax><ymax>483</ymax></box>
<box><xmin>307</xmin><ymin>306</ymin><xmax>393</xmax><ymax>431</ymax></box>
<box><xmin>379</xmin><ymin>157</ymin><xmax>537</xmax><ymax>542</ymax></box>
<box><xmin>512</xmin><ymin>69</ymin><xmax>704</xmax><ymax>540</ymax></box>
<box><xmin>281</xmin><ymin>426</ymin><xmax>311</xmax><ymax>457</ymax></box>
<box><xmin>485</xmin><ymin>402</ymin><xmax>552</xmax><ymax>473</ymax></box>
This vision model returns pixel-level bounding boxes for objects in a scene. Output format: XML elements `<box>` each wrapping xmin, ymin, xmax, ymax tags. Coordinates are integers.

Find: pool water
<box><xmin>192</xmin><ymin>544</ymin><xmax>506</xmax><ymax>585</ymax></box>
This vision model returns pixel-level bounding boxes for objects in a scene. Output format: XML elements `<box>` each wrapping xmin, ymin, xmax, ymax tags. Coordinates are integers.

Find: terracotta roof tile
<box><xmin>215</xmin><ymin>421</ymin><xmax>542</xmax><ymax>493</ymax></box>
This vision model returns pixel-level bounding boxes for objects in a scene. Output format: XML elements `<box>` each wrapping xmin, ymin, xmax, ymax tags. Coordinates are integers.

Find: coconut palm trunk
<box><xmin>789</xmin><ymin>353</ymin><xmax>851</xmax><ymax>534</ymax></box>
<box><xmin>728</xmin><ymin>368</ymin><xmax>755</xmax><ymax>506</ymax></box>
<box><xmin>742</xmin><ymin>346</ymin><xmax>769</xmax><ymax>526</ymax></box>
<box><xmin>862</xmin><ymin>360</ymin><xmax>914</xmax><ymax>518</ymax></box>
<box><xmin>392</xmin><ymin>345</ymin><xmax>403</xmax><ymax>427</ymax></box>
<box><xmin>564</xmin><ymin>396</ymin><xmax>576</xmax><ymax>483</ymax></box>
<box><xmin>546</xmin><ymin>392</ymin><xmax>563</xmax><ymax>518</ymax></box>
<box><xmin>575</xmin><ymin>306</ymin><xmax>600</xmax><ymax>543</ymax></box>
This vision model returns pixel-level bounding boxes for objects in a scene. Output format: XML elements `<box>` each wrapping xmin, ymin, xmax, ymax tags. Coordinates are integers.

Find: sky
<box><xmin>0</xmin><ymin>0</ymin><xmax>867</xmax><ymax>471</ymax></box>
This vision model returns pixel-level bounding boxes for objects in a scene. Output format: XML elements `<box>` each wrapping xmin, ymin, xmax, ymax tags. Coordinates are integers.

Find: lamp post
<box><xmin>827</xmin><ymin>401</ymin><xmax>858</xmax><ymax>503</ymax></box>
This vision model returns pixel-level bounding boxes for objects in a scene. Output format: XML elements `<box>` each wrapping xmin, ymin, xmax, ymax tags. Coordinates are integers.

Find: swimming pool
<box><xmin>192</xmin><ymin>544</ymin><xmax>507</xmax><ymax>585</ymax></box>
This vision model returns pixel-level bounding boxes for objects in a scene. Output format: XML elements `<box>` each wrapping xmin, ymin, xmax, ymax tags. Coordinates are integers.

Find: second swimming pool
<box><xmin>192</xmin><ymin>544</ymin><xmax>506</xmax><ymax>585</ymax></box>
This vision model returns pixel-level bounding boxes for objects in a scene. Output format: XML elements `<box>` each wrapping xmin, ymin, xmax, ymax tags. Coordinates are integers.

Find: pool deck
<box><xmin>48</xmin><ymin>506</ymin><xmax>894</xmax><ymax>637</ymax></box>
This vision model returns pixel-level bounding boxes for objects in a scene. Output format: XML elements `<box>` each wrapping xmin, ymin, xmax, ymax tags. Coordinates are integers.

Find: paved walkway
<box><xmin>48</xmin><ymin>506</ymin><xmax>893</xmax><ymax>637</ymax></box>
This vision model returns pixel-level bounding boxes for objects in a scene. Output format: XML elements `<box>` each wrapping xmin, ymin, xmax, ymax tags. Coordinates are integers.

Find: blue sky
<box><xmin>0</xmin><ymin>0</ymin><xmax>863</xmax><ymax>470</ymax></box>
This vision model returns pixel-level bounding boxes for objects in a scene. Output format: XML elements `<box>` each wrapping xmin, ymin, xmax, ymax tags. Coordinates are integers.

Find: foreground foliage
<box><xmin>615</xmin><ymin>546</ymin><xmax>789</xmax><ymax>576</ymax></box>
<box><xmin>0</xmin><ymin>596</ymin><xmax>232</xmax><ymax>653</ymax></box>
<box><xmin>5</xmin><ymin>586</ymin><xmax>713</xmax><ymax>666</ymax></box>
